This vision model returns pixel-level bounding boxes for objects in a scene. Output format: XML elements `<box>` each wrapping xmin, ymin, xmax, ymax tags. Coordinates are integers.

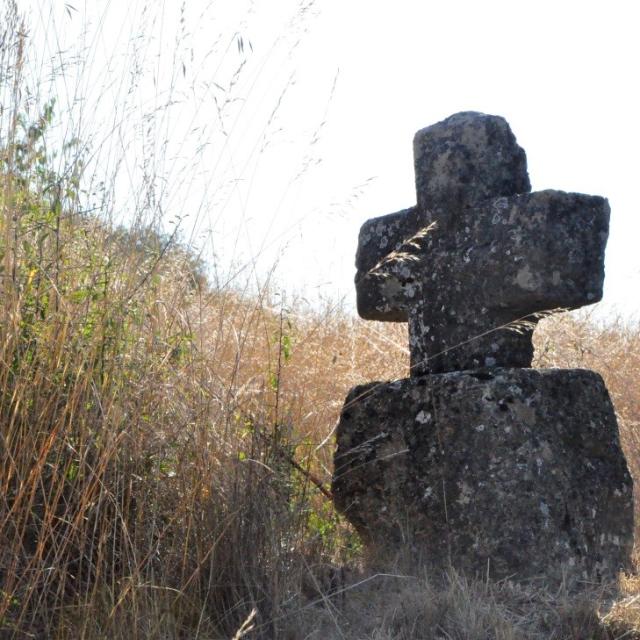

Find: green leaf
<box><xmin>66</xmin><ymin>462</ymin><xmax>79</xmax><ymax>481</ymax></box>
<box><xmin>69</xmin><ymin>289</ymin><xmax>90</xmax><ymax>303</ymax></box>
<box><xmin>281</xmin><ymin>334</ymin><xmax>292</xmax><ymax>361</ymax></box>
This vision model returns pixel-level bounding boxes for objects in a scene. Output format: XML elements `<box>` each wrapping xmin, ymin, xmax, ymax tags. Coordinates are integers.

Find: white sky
<box><xmin>20</xmin><ymin>0</ymin><xmax>640</xmax><ymax>320</ymax></box>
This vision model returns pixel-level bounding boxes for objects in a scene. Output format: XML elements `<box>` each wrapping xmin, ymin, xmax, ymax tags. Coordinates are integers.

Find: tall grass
<box><xmin>1</xmin><ymin>2</ymin><xmax>640</xmax><ymax>638</ymax></box>
<box><xmin>0</xmin><ymin>2</ymin><xmax>346</xmax><ymax>636</ymax></box>
<box><xmin>0</xmin><ymin>7</ymin><xmax>401</xmax><ymax>636</ymax></box>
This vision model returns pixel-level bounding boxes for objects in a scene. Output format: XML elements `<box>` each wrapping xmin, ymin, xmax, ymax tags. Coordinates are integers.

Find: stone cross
<box><xmin>355</xmin><ymin>112</ymin><xmax>610</xmax><ymax>374</ymax></box>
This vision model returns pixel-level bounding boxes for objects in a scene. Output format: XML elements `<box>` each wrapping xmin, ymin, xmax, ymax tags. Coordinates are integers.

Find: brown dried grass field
<box><xmin>2</xmin><ymin>2</ymin><xmax>640</xmax><ymax>637</ymax></box>
<box><xmin>0</xmin><ymin>207</ymin><xmax>639</xmax><ymax>638</ymax></box>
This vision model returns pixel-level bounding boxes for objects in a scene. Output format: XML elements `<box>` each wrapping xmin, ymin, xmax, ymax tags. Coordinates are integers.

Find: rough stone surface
<box><xmin>334</xmin><ymin>111</ymin><xmax>634</xmax><ymax>586</ymax></box>
<box><xmin>413</xmin><ymin>111</ymin><xmax>531</xmax><ymax>220</ymax></box>
<box><xmin>358</xmin><ymin>190</ymin><xmax>609</xmax><ymax>374</ymax></box>
<box><xmin>333</xmin><ymin>369</ymin><xmax>634</xmax><ymax>584</ymax></box>
<box><xmin>355</xmin><ymin>112</ymin><xmax>609</xmax><ymax>374</ymax></box>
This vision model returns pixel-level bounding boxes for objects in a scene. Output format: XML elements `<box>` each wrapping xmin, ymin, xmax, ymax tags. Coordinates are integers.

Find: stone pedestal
<box><xmin>333</xmin><ymin>368</ymin><xmax>633</xmax><ymax>584</ymax></box>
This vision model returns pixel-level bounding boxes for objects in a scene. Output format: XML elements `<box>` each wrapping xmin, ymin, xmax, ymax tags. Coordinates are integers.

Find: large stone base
<box><xmin>332</xmin><ymin>368</ymin><xmax>634</xmax><ymax>585</ymax></box>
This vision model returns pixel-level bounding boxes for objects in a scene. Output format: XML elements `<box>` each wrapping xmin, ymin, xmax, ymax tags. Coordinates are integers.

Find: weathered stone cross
<box><xmin>356</xmin><ymin>112</ymin><xmax>610</xmax><ymax>374</ymax></box>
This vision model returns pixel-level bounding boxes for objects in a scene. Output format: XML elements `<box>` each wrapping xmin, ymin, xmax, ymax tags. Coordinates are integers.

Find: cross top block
<box><xmin>355</xmin><ymin>112</ymin><xmax>610</xmax><ymax>375</ymax></box>
<box><xmin>413</xmin><ymin>111</ymin><xmax>531</xmax><ymax>221</ymax></box>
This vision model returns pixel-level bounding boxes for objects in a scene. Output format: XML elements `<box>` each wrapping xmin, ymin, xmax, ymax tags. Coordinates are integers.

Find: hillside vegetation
<box><xmin>1</xmin><ymin>4</ymin><xmax>640</xmax><ymax>639</ymax></box>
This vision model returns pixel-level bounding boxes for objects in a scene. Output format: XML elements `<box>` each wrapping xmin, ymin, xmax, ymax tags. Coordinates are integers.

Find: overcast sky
<box><xmin>22</xmin><ymin>0</ymin><xmax>640</xmax><ymax>320</ymax></box>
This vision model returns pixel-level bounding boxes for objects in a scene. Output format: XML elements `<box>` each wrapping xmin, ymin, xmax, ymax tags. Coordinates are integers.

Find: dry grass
<box><xmin>284</xmin><ymin>568</ymin><xmax>628</xmax><ymax>640</ymax></box>
<box><xmin>1</xmin><ymin>2</ymin><xmax>640</xmax><ymax>638</ymax></box>
<box><xmin>1</xmin><ymin>198</ymin><xmax>638</xmax><ymax>639</ymax></box>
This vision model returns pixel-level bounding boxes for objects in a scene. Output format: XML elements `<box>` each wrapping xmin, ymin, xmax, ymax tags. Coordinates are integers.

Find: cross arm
<box><xmin>357</xmin><ymin>190</ymin><xmax>609</xmax><ymax>320</ymax></box>
<box><xmin>449</xmin><ymin>189</ymin><xmax>610</xmax><ymax>315</ymax></box>
<box><xmin>355</xmin><ymin>205</ymin><xmax>427</xmax><ymax>321</ymax></box>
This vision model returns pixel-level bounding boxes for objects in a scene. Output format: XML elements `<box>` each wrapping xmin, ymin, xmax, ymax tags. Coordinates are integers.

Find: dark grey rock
<box><xmin>358</xmin><ymin>190</ymin><xmax>609</xmax><ymax>374</ymax></box>
<box><xmin>355</xmin><ymin>112</ymin><xmax>609</xmax><ymax>375</ymax></box>
<box><xmin>333</xmin><ymin>369</ymin><xmax>633</xmax><ymax>584</ymax></box>
<box><xmin>335</xmin><ymin>112</ymin><xmax>634</xmax><ymax>587</ymax></box>
<box><xmin>413</xmin><ymin>111</ymin><xmax>531</xmax><ymax>221</ymax></box>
